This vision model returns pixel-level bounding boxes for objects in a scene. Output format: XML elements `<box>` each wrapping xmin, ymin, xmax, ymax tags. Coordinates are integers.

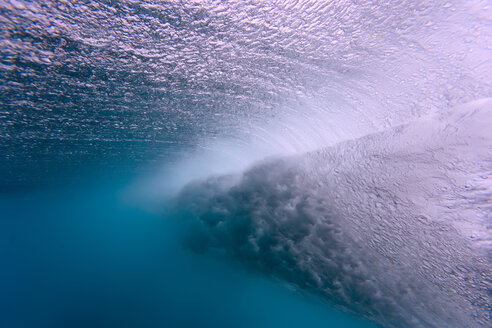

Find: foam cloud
<box><xmin>170</xmin><ymin>99</ymin><xmax>491</xmax><ymax>328</ymax></box>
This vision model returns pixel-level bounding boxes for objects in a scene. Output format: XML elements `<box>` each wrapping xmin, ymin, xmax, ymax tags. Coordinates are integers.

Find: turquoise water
<box><xmin>0</xmin><ymin>172</ymin><xmax>380</xmax><ymax>328</ymax></box>
<box><xmin>1</xmin><ymin>1</ymin><xmax>489</xmax><ymax>327</ymax></box>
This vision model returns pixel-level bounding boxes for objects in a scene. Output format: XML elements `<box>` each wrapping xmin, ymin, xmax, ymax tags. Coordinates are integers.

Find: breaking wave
<box><xmin>170</xmin><ymin>99</ymin><xmax>492</xmax><ymax>328</ymax></box>
<box><xmin>1</xmin><ymin>1</ymin><xmax>491</xmax><ymax>327</ymax></box>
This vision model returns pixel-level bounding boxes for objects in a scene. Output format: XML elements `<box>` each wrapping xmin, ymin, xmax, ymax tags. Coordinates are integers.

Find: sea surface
<box><xmin>1</xmin><ymin>1</ymin><xmax>490</xmax><ymax>327</ymax></box>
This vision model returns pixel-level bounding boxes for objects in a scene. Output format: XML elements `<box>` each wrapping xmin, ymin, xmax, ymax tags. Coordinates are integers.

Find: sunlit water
<box><xmin>1</xmin><ymin>1</ymin><xmax>491</xmax><ymax>327</ymax></box>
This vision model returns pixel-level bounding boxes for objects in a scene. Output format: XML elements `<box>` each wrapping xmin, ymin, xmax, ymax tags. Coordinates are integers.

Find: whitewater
<box><xmin>171</xmin><ymin>99</ymin><xmax>491</xmax><ymax>328</ymax></box>
<box><xmin>1</xmin><ymin>1</ymin><xmax>491</xmax><ymax>327</ymax></box>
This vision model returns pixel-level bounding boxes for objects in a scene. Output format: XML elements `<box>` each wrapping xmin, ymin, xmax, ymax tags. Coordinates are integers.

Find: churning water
<box><xmin>1</xmin><ymin>1</ymin><xmax>491</xmax><ymax>327</ymax></box>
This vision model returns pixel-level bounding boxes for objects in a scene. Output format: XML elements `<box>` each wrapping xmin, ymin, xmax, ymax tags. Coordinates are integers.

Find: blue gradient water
<box><xmin>0</xmin><ymin>171</ymin><xmax>381</xmax><ymax>328</ymax></box>
<box><xmin>1</xmin><ymin>1</ymin><xmax>490</xmax><ymax>327</ymax></box>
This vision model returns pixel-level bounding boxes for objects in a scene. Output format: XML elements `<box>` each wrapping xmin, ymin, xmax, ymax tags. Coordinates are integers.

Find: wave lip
<box><xmin>171</xmin><ymin>99</ymin><xmax>492</xmax><ymax>328</ymax></box>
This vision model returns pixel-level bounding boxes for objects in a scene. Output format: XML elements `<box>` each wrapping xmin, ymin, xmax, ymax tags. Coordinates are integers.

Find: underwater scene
<box><xmin>1</xmin><ymin>1</ymin><xmax>490</xmax><ymax>328</ymax></box>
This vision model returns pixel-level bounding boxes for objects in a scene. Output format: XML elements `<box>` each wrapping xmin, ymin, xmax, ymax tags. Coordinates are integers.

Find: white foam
<box><xmin>171</xmin><ymin>99</ymin><xmax>492</xmax><ymax>328</ymax></box>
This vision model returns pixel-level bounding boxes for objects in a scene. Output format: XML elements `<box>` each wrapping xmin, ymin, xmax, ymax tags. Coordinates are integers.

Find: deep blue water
<box><xmin>0</xmin><ymin>171</ymin><xmax>381</xmax><ymax>328</ymax></box>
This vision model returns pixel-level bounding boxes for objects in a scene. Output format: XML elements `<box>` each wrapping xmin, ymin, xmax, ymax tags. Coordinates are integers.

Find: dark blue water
<box><xmin>0</xmin><ymin>171</ymin><xmax>380</xmax><ymax>328</ymax></box>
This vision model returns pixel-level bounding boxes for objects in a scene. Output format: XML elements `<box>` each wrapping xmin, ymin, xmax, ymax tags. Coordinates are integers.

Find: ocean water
<box><xmin>0</xmin><ymin>173</ymin><xmax>381</xmax><ymax>328</ymax></box>
<box><xmin>1</xmin><ymin>1</ymin><xmax>491</xmax><ymax>327</ymax></box>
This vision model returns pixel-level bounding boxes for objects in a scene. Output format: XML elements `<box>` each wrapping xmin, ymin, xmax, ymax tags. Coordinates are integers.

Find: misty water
<box><xmin>1</xmin><ymin>1</ymin><xmax>491</xmax><ymax>328</ymax></box>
